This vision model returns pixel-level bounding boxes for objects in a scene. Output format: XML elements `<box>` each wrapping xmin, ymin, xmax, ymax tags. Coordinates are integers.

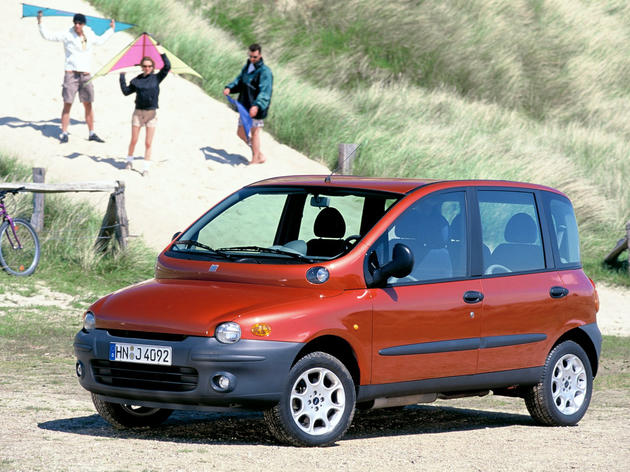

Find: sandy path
<box><xmin>0</xmin><ymin>0</ymin><xmax>628</xmax><ymax>337</ymax></box>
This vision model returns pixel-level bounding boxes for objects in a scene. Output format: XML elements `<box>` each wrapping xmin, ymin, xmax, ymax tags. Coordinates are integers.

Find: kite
<box><xmin>226</xmin><ymin>95</ymin><xmax>253</xmax><ymax>141</ymax></box>
<box><xmin>22</xmin><ymin>3</ymin><xmax>134</xmax><ymax>35</ymax></box>
<box><xmin>91</xmin><ymin>33</ymin><xmax>202</xmax><ymax>80</ymax></box>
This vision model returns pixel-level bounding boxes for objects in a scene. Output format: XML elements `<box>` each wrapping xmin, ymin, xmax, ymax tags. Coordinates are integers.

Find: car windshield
<box><xmin>168</xmin><ymin>186</ymin><xmax>401</xmax><ymax>264</ymax></box>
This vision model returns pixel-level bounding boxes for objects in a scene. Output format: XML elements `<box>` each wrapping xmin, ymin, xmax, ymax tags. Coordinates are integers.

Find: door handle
<box><xmin>549</xmin><ymin>286</ymin><xmax>569</xmax><ymax>298</ymax></box>
<box><xmin>463</xmin><ymin>290</ymin><xmax>484</xmax><ymax>304</ymax></box>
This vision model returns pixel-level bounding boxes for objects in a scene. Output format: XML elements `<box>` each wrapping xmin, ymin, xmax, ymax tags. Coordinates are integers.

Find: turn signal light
<box><xmin>251</xmin><ymin>323</ymin><xmax>271</xmax><ymax>337</ymax></box>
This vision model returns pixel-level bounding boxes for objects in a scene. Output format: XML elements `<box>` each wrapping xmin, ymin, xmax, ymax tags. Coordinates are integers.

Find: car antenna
<box><xmin>325</xmin><ymin>142</ymin><xmax>362</xmax><ymax>183</ymax></box>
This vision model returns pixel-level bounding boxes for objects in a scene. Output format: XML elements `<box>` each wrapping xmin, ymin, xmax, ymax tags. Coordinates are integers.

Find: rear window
<box><xmin>548</xmin><ymin>196</ymin><xmax>581</xmax><ymax>267</ymax></box>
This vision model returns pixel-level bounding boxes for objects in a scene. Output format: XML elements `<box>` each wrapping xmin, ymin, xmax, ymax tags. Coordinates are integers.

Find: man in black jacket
<box><xmin>223</xmin><ymin>43</ymin><xmax>273</xmax><ymax>164</ymax></box>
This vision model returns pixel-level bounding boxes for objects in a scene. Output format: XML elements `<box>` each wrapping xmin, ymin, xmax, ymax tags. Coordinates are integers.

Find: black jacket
<box><xmin>120</xmin><ymin>53</ymin><xmax>171</xmax><ymax>110</ymax></box>
<box><xmin>225</xmin><ymin>58</ymin><xmax>273</xmax><ymax>119</ymax></box>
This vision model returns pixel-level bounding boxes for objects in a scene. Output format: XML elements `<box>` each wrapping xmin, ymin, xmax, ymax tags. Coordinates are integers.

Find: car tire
<box><xmin>92</xmin><ymin>393</ymin><xmax>173</xmax><ymax>429</ymax></box>
<box><xmin>264</xmin><ymin>351</ymin><xmax>356</xmax><ymax>446</ymax></box>
<box><xmin>524</xmin><ymin>340</ymin><xmax>593</xmax><ymax>426</ymax></box>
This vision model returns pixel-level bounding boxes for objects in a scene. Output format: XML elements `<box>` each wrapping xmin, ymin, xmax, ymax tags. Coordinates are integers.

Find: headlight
<box><xmin>215</xmin><ymin>322</ymin><xmax>241</xmax><ymax>344</ymax></box>
<box><xmin>83</xmin><ymin>311</ymin><xmax>96</xmax><ymax>331</ymax></box>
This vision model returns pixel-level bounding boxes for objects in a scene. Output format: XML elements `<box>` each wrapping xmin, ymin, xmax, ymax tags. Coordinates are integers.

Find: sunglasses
<box><xmin>141</xmin><ymin>64</ymin><xmax>153</xmax><ymax>68</ymax></box>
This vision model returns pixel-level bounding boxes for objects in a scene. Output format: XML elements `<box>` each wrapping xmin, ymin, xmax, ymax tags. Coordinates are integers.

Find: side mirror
<box><xmin>172</xmin><ymin>231</ymin><xmax>181</xmax><ymax>241</ymax></box>
<box><xmin>368</xmin><ymin>243</ymin><xmax>414</xmax><ymax>288</ymax></box>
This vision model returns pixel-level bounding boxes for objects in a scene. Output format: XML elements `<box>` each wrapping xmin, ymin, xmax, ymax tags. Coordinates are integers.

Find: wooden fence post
<box><xmin>96</xmin><ymin>181</ymin><xmax>128</xmax><ymax>252</ymax></box>
<box><xmin>338</xmin><ymin>143</ymin><xmax>358</xmax><ymax>175</ymax></box>
<box><xmin>31</xmin><ymin>167</ymin><xmax>45</xmax><ymax>232</ymax></box>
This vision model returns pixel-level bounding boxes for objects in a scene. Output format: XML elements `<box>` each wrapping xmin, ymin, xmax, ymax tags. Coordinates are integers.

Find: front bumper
<box><xmin>74</xmin><ymin>329</ymin><xmax>303</xmax><ymax>410</ymax></box>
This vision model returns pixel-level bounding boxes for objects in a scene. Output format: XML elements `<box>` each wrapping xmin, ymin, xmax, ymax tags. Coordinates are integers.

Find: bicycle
<box><xmin>0</xmin><ymin>187</ymin><xmax>40</xmax><ymax>276</ymax></box>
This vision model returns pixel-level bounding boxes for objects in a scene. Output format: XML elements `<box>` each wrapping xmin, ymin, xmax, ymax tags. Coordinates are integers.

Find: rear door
<box><xmin>476</xmin><ymin>189</ymin><xmax>561</xmax><ymax>373</ymax></box>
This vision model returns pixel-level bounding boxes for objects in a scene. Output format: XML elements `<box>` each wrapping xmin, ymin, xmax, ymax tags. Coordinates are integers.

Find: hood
<box><xmin>92</xmin><ymin>278</ymin><xmax>335</xmax><ymax>336</ymax></box>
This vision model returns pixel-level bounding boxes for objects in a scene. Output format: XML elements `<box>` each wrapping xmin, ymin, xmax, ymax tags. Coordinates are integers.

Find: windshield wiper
<box><xmin>216</xmin><ymin>245</ymin><xmax>313</xmax><ymax>262</ymax></box>
<box><xmin>172</xmin><ymin>240</ymin><xmax>234</xmax><ymax>259</ymax></box>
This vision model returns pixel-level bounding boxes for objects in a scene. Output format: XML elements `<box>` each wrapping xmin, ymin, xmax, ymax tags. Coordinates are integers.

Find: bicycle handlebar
<box><xmin>0</xmin><ymin>187</ymin><xmax>26</xmax><ymax>199</ymax></box>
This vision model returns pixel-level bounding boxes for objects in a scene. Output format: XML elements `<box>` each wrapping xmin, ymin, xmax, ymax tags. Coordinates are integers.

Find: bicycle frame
<box><xmin>0</xmin><ymin>195</ymin><xmax>25</xmax><ymax>251</ymax></box>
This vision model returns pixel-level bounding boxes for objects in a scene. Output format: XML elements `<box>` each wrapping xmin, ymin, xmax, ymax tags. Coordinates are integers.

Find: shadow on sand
<box><xmin>0</xmin><ymin>116</ymin><xmax>83</xmax><ymax>139</ymax></box>
<box><xmin>37</xmin><ymin>404</ymin><xmax>534</xmax><ymax>447</ymax></box>
<box><xmin>200</xmin><ymin>146</ymin><xmax>248</xmax><ymax>166</ymax></box>
<box><xmin>63</xmin><ymin>151</ymin><xmax>128</xmax><ymax>170</ymax></box>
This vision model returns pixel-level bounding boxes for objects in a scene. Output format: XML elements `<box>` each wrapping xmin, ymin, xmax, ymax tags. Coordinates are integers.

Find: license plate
<box><xmin>109</xmin><ymin>342</ymin><xmax>172</xmax><ymax>365</ymax></box>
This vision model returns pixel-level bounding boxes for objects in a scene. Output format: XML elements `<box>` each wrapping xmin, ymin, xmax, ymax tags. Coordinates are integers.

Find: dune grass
<box><xmin>0</xmin><ymin>153</ymin><xmax>155</xmax><ymax>295</ymax></box>
<box><xmin>82</xmin><ymin>0</ymin><xmax>630</xmax><ymax>285</ymax></box>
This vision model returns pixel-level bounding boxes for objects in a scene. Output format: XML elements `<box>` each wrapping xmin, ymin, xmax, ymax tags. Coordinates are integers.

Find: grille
<box><xmin>107</xmin><ymin>330</ymin><xmax>188</xmax><ymax>342</ymax></box>
<box><xmin>91</xmin><ymin>360</ymin><xmax>198</xmax><ymax>392</ymax></box>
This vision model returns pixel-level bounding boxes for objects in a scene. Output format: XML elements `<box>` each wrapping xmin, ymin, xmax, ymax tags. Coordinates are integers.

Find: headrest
<box><xmin>505</xmin><ymin>213</ymin><xmax>538</xmax><ymax>243</ymax></box>
<box><xmin>314</xmin><ymin>207</ymin><xmax>346</xmax><ymax>238</ymax></box>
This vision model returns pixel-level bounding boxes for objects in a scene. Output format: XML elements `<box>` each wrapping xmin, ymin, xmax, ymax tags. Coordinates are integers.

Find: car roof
<box><xmin>246</xmin><ymin>175</ymin><xmax>564</xmax><ymax>196</ymax></box>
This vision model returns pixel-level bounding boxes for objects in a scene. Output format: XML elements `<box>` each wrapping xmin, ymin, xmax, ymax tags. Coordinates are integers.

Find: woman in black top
<box><xmin>120</xmin><ymin>48</ymin><xmax>171</xmax><ymax>176</ymax></box>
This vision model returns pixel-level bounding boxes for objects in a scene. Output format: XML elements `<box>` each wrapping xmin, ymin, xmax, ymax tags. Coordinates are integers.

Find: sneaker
<box><xmin>89</xmin><ymin>133</ymin><xmax>105</xmax><ymax>143</ymax></box>
<box><xmin>59</xmin><ymin>133</ymin><xmax>68</xmax><ymax>143</ymax></box>
<box><xmin>125</xmin><ymin>161</ymin><xmax>133</xmax><ymax>170</ymax></box>
<box><xmin>141</xmin><ymin>170</ymin><xmax>149</xmax><ymax>177</ymax></box>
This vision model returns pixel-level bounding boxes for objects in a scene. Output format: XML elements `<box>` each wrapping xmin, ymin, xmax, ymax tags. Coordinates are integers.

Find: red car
<box><xmin>74</xmin><ymin>176</ymin><xmax>601</xmax><ymax>446</ymax></box>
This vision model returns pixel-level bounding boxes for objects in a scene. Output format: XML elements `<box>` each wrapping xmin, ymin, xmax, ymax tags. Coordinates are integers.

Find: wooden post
<box><xmin>31</xmin><ymin>167</ymin><xmax>45</xmax><ymax>232</ymax></box>
<box><xmin>96</xmin><ymin>181</ymin><xmax>128</xmax><ymax>252</ymax></box>
<box><xmin>114</xmin><ymin>181</ymin><xmax>129</xmax><ymax>250</ymax></box>
<box><xmin>338</xmin><ymin>143</ymin><xmax>358</xmax><ymax>175</ymax></box>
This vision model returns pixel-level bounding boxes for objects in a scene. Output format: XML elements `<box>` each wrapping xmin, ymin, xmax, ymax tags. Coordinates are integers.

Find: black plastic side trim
<box><xmin>480</xmin><ymin>333</ymin><xmax>547</xmax><ymax>349</ymax></box>
<box><xmin>381</xmin><ymin>338</ymin><xmax>480</xmax><ymax>356</ymax></box>
<box><xmin>379</xmin><ymin>333</ymin><xmax>547</xmax><ymax>356</ymax></box>
<box><xmin>356</xmin><ymin>366</ymin><xmax>543</xmax><ymax>402</ymax></box>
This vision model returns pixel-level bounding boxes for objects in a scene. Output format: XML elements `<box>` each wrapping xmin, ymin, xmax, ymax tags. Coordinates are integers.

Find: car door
<box><xmin>476</xmin><ymin>189</ymin><xmax>562</xmax><ymax>374</ymax></box>
<box><xmin>369</xmin><ymin>190</ymin><xmax>484</xmax><ymax>384</ymax></box>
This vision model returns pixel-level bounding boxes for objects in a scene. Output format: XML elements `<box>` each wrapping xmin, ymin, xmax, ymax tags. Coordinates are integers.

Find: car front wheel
<box><xmin>92</xmin><ymin>393</ymin><xmax>173</xmax><ymax>429</ymax></box>
<box><xmin>264</xmin><ymin>351</ymin><xmax>356</xmax><ymax>446</ymax></box>
<box><xmin>524</xmin><ymin>340</ymin><xmax>593</xmax><ymax>426</ymax></box>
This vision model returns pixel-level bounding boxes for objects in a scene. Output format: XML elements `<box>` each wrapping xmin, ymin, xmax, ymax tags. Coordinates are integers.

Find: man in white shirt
<box><xmin>37</xmin><ymin>11</ymin><xmax>114</xmax><ymax>143</ymax></box>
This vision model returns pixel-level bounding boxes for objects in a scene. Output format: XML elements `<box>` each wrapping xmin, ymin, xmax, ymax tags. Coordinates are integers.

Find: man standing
<box><xmin>223</xmin><ymin>43</ymin><xmax>273</xmax><ymax>164</ymax></box>
<box><xmin>37</xmin><ymin>11</ymin><xmax>114</xmax><ymax>143</ymax></box>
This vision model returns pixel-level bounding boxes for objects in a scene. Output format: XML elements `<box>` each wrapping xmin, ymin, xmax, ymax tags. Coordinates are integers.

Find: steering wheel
<box><xmin>485</xmin><ymin>264</ymin><xmax>511</xmax><ymax>275</ymax></box>
<box><xmin>343</xmin><ymin>234</ymin><xmax>361</xmax><ymax>252</ymax></box>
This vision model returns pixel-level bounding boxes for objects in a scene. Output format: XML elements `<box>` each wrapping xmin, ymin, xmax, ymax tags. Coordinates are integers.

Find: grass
<box><xmin>595</xmin><ymin>336</ymin><xmax>630</xmax><ymax>390</ymax></box>
<box><xmin>84</xmin><ymin>0</ymin><xmax>630</xmax><ymax>287</ymax></box>
<box><xmin>1</xmin><ymin>153</ymin><xmax>156</xmax><ymax>295</ymax></box>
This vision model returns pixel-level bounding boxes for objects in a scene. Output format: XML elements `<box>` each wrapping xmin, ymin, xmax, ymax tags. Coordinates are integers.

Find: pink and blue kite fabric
<box><xmin>91</xmin><ymin>33</ymin><xmax>202</xmax><ymax>80</ymax></box>
<box><xmin>226</xmin><ymin>95</ymin><xmax>253</xmax><ymax>141</ymax></box>
<box><xmin>22</xmin><ymin>3</ymin><xmax>134</xmax><ymax>35</ymax></box>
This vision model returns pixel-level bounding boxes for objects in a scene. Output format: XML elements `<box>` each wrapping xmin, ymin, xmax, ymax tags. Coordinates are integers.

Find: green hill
<box><xmin>88</xmin><ymin>0</ymin><xmax>629</xmax><ymax>283</ymax></box>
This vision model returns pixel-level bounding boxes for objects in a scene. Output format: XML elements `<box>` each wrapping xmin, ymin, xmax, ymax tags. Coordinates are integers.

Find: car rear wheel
<box><xmin>524</xmin><ymin>340</ymin><xmax>593</xmax><ymax>426</ymax></box>
<box><xmin>92</xmin><ymin>393</ymin><xmax>173</xmax><ymax>429</ymax></box>
<box><xmin>264</xmin><ymin>351</ymin><xmax>356</xmax><ymax>446</ymax></box>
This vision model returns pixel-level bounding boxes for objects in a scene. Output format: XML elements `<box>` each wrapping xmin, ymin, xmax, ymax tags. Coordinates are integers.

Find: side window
<box><xmin>379</xmin><ymin>191</ymin><xmax>467</xmax><ymax>283</ymax></box>
<box><xmin>549</xmin><ymin>197</ymin><xmax>581</xmax><ymax>266</ymax></box>
<box><xmin>478</xmin><ymin>191</ymin><xmax>545</xmax><ymax>274</ymax></box>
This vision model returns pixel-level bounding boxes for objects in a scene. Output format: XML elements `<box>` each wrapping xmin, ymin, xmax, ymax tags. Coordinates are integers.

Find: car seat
<box><xmin>489</xmin><ymin>212</ymin><xmax>544</xmax><ymax>272</ymax></box>
<box><xmin>306</xmin><ymin>207</ymin><xmax>346</xmax><ymax>257</ymax></box>
<box><xmin>412</xmin><ymin>214</ymin><xmax>453</xmax><ymax>280</ymax></box>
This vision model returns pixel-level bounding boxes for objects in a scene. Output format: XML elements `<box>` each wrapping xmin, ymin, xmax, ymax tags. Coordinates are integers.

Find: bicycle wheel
<box><xmin>0</xmin><ymin>218</ymin><xmax>40</xmax><ymax>276</ymax></box>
